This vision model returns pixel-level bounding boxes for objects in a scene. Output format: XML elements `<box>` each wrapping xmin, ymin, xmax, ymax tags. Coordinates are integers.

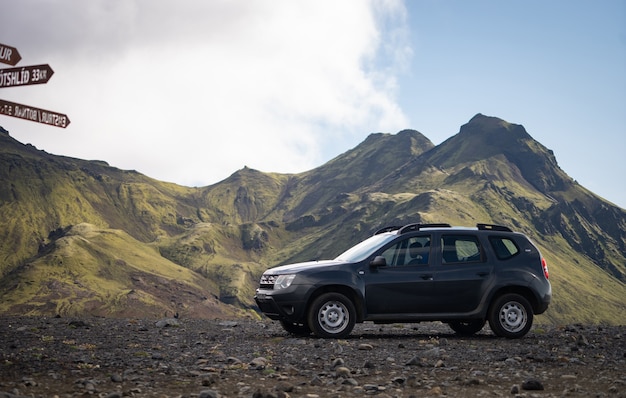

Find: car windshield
<box><xmin>334</xmin><ymin>233</ymin><xmax>397</xmax><ymax>262</ymax></box>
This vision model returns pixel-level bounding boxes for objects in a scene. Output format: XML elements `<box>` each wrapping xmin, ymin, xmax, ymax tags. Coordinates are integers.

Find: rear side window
<box><xmin>489</xmin><ymin>236</ymin><xmax>520</xmax><ymax>260</ymax></box>
<box><xmin>440</xmin><ymin>235</ymin><xmax>483</xmax><ymax>263</ymax></box>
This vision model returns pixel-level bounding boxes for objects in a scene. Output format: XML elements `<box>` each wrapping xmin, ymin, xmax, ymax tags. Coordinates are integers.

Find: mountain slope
<box><xmin>0</xmin><ymin>131</ymin><xmax>204</xmax><ymax>276</ymax></box>
<box><xmin>0</xmin><ymin>116</ymin><xmax>624</xmax><ymax>324</ymax></box>
<box><xmin>0</xmin><ymin>223</ymin><xmax>240</xmax><ymax>318</ymax></box>
<box><xmin>286</xmin><ymin>129</ymin><xmax>434</xmax><ymax>217</ymax></box>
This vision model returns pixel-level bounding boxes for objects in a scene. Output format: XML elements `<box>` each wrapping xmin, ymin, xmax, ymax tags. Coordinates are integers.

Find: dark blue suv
<box><xmin>254</xmin><ymin>223</ymin><xmax>551</xmax><ymax>338</ymax></box>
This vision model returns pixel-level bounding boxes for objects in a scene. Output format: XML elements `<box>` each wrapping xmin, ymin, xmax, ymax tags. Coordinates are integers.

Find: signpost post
<box><xmin>0</xmin><ymin>43</ymin><xmax>22</xmax><ymax>66</ymax></box>
<box><xmin>0</xmin><ymin>64</ymin><xmax>54</xmax><ymax>88</ymax></box>
<box><xmin>0</xmin><ymin>43</ymin><xmax>70</xmax><ymax>128</ymax></box>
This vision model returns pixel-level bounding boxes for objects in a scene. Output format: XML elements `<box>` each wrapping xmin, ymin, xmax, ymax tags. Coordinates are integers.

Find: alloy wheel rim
<box><xmin>499</xmin><ymin>301</ymin><xmax>527</xmax><ymax>332</ymax></box>
<box><xmin>318</xmin><ymin>301</ymin><xmax>348</xmax><ymax>334</ymax></box>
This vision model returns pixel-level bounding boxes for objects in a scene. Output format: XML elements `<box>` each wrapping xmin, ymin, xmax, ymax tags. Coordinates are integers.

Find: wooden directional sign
<box><xmin>0</xmin><ymin>44</ymin><xmax>70</xmax><ymax>129</ymax></box>
<box><xmin>0</xmin><ymin>98</ymin><xmax>70</xmax><ymax>128</ymax></box>
<box><xmin>0</xmin><ymin>64</ymin><xmax>54</xmax><ymax>88</ymax></box>
<box><xmin>0</xmin><ymin>43</ymin><xmax>22</xmax><ymax>66</ymax></box>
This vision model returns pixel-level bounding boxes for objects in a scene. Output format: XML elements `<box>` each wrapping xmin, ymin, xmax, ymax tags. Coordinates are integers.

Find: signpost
<box><xmin>0</xmin><ymin>99</ymin><xmax>70</xmax><ymax>128</ymax></box>
<box><xmin>0</xmin><ymin>43</ymin><xmax>69</xmax><ymax>128</ymax></box>
<box><xmin>0</xmin><ymin>64</ymin><xmax>54</xmax><ymax>88</ymax></box>
<box><xmin>0</xmin><ymin>43</ymin><xmax>22</xmax><ymax>66</ymax></box>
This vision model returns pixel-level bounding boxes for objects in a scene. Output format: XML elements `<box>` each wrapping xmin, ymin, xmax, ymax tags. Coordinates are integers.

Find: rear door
<box><xmin>427</xmin><ymin>233</ymin><xmax>494</xmax><ymax>313</ymax></box>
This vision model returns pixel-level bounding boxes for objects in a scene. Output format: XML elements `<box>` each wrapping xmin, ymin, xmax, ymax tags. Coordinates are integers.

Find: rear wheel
<box><xmin>488</xmin><ymin>293</ymin><xmax>533</xmax><ymax>338</ymax></box>
<box><xmin>279</xmin><ymin>320</ymin><xmax>311</xmax><ymax>336</ymax></box>
<box><xmin>307</xmin><ymin>292</ymin><xmax>356</xmax><ymax>338</ymax></box>
<box><xmin>448</xmin><ymin>319</ymin><xmax>486</xmax><ymax>336</ymax></box>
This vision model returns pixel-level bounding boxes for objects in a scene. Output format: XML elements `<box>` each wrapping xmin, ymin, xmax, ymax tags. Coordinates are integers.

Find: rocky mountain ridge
<box><xmin>0</xmin><ymin>114</ymin><xmax>624</xmax><ymax>323</ymax></box>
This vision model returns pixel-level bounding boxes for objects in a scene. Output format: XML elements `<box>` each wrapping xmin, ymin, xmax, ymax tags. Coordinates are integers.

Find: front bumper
<box><xmin>254</xmin><ymin>288</ymin><xmax>309</xmax><ymax>323</ymax></box>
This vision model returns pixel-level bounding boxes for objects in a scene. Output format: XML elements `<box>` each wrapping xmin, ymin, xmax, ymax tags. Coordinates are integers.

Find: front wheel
<box><xmin>307</xmin><ymin>292</ymin><xmax>356</xmax><ymax>338</ymax></box>
<box><xmin>488</xmin><ymin>293</ymin><xmax>533</xmax><ymax>338</ymax></box>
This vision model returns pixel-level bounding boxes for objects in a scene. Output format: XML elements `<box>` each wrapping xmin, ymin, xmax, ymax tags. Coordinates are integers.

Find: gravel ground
<box><xmin>0</xmin><ymin>316</ymin><xmax>624</xmax><ymax>397</ymax></box>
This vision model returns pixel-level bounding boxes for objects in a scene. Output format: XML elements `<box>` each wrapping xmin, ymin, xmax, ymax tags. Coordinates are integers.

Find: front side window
<box><xmin>441</xmin><ymin>235</ymin><xmax>483</xmax><ymax>264</ymax></box>
<box><xmin>379</xmin><ymin>235</ymin><xmax>431</xmax><ymax>266</ymax></box>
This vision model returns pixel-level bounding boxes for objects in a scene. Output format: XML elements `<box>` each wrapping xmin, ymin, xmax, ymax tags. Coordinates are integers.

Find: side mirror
<box><xmin>370</xmin><ymin>256</ymin><xmax>387</xmax><ymax>267</ymax></box>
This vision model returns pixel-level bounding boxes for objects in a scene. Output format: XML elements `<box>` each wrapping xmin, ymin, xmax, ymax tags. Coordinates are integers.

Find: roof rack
<box><xmin>476</xmin><ymin>223</ymin><xmax>512</xmax><ymax>232</ymax></box>
<box><xmin>373</xmin><ymin>226</ymin><xmax>402</xmax><ymax>235</ymax></box>
<box><xmin>398</xmin><ymin>223</ymin><xmax>451</xmax><ymax>234</ymax></box>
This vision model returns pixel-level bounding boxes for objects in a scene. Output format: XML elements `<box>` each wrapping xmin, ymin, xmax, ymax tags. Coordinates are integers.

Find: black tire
<box><xmin>307</xmin><ymin>292</ymin><xmax>356</xmax><ymax>338</ymax></box>
<box><xmin>279</xmin><ymin>320</ymin><xmax>311</xmax><ymax>336</ymax></box>
<box><xmin>448</xmin><ymin>319</ymin><xmax>486</xmax><ymax>336</ymax></box>
<box><xmin>488</xmin><ymin>293</ymin><xmax>533</xmax><ymax>338</ymax></box>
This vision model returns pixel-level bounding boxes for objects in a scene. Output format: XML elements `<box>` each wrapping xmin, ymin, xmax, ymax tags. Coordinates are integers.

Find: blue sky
<box><xmin>395</xmin><ymin>1</ymin><xmax>626</xmax><ymax>209</ymax></box>
<box><xmin>1</xmin><ymin>1</ymin><xmax>624</xmax><ymax>208</ymax></box>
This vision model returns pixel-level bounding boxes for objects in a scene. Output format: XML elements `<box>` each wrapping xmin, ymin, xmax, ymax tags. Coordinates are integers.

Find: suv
<box><xmin>254</xmin><ymin>223</ymin><xmax>551</xmax><ymax>338</ymax></box>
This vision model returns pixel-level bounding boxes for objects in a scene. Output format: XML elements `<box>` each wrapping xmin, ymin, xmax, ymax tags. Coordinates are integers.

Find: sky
<box><xmin>0</xmin><ymin>0</ymin><xmax>625</xmax><ymax>209</ymax></box>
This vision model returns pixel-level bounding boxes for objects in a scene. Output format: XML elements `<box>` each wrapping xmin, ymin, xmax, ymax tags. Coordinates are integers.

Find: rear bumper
<box><xmin>535</xmin><ymin>283</ymin><xmax>552</xmax><ymax>315</ymax></box>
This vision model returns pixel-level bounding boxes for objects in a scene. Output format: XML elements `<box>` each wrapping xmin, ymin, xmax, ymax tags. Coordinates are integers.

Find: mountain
<box><xmin>0</xmin><ymin>114</ymin><xmax>624</xmax><ymax>324</ymax></box>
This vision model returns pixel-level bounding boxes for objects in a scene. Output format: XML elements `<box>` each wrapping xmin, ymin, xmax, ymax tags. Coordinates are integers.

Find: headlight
<box><xmin>274</xmin><ymin>274</ymin><xmax>296</xmax><ymax>290</ymax></box>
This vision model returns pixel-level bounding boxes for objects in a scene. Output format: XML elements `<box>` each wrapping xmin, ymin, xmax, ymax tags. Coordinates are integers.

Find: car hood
<box><xmin>266</xmin><ymin>260</ymin><xmax>343</xmax><ymax>274</ymax></box>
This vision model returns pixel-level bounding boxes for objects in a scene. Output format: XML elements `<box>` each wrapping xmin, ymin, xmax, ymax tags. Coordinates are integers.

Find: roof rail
<box><xmin>398</xmin><ymin>223</ymin><xmax>451</xmax><ymax>234</ymax></box>
<box><xmin>374</xmin><ymin>226</ymin><xmax>402</xmax><ymax>235</ymax></box>
<box><xmin>477</xmin><ymin>223</ymin><xmax>512</xmax><ymax>232</ymax></box>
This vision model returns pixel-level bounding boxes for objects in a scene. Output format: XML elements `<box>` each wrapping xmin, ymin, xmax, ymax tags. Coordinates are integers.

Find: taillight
<box><xmin>541</xmin><ymin>258</ymin><xmax>549</xmax><ymax>279</ymax></box>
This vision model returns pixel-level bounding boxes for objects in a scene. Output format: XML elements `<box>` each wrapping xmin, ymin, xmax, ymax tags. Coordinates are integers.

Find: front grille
<box><xmin>259</xmin><ymin>274</ymin><xmax>277</xmax><ymax>290</ymax></box>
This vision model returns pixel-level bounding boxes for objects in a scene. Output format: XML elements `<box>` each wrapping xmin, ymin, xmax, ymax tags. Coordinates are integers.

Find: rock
<box><xmin>226</xmin><ymin>356</ymin><xmax>242</xmax><ymax>364</ymax></box>
<box><xmin>342</xmin><ymin>378</ymin><xmax>358</xmax><ymax>386</ymax></box>
<box><xmin>335</xmin><ymin>366</ymin><xmax>351</xmax><ymax>377</ymax></box>
<box><xmin>202</xmin><ymin>373</ymin><xmax>219</xmax><ymax>386</ymax></box>
<box><xmin>68</xmin><ymin>320</ymin><xmax>91</xmax><ymax>328</ymax></box>
<box><xmin>576</xmin><ymin>334</ymin><xmax>590</xmax><ymax>346</ymax></box>
<box><xmin>199</xmin><ymin>389</ymin><xmax>219</xmax><ymax>398</ymax></box>
<box><xmin>331</xmin><ymin>357</ymin><xmax>344</xmax><ymax>368</ymax></box>
<box><xmin>155</xmin><ymin>318</ymin><xmax>180</xmax><ymax>328</ymax></box>
<box><xmin>274</xmin><ymin>381</ymin><xmax>295</xmax><ymax>392</ymax></box>
<box><xmin>522</xmin><ymin>379</ymin><xmax>544</xmax><ymax>390</ymax></box>
<box><xmin>250</xmin><ymin>357</ymin><xmax>268</xmax><ymax>369</ymax></box>
<box><xmin>405</xmin><ymin>355</ymin><xmax>427</xmax><ymax>366</ymax></box>
<box><xmin>392</xmin><ymin>376</ymin><xmax>406</xmax><ymax>385</ymax></box>
<box><xmin>310</xmin><ymin>376</ymin><xmax>323</xmax><ymax>386</ymax></box>
<box><xmin>429</xmin><ymin>386</ymin><xmax>443</xmax><ymax>395</ymax></box>
<box><xmin>0</xmin><ymin>319</ymin><xmax>623</xmax><ymax>397</ymax></box>
<box><xmin>422</xmin><ymin>347</ymin><xmax>441</xmax><ymax>358</ymax></box>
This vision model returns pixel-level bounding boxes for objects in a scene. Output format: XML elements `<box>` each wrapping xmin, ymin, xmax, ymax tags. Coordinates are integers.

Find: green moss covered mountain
<box><xmin>1</xmin><ymin>114</ymin><xmax>624</xmax><ymax>323</ymax></box>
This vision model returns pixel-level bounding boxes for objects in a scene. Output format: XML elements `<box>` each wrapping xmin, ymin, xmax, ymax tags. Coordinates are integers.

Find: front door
<box><xmin>362</xmin><ymin>235</ymin><xmax>435</xmax><ymax>314</ymax></box>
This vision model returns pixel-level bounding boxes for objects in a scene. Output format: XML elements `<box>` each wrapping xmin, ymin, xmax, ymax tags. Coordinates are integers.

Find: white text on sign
<box><xmin>0</xmin><ymin>64</ymin><xmax>54</xmax><ymax>88</ymax></box>
<box><xmin>0</xmin><ymin>99</ymin><xmax>70</xmax><ymax>128</ymax></box>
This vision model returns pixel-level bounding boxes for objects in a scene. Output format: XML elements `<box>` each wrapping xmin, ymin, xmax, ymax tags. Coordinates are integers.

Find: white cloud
<box><xmin>1</xmin><ymin>0</ymin><xmax>410</xmax><ymax>186</ymax></box>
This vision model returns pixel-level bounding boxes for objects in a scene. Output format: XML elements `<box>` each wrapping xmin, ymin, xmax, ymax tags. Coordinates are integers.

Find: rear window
<box><xmin>489</xmin><ymin>236</ymin><xmax>520</xmax><ymax>260</ymax></box>
<box><xmin>440</xmin><ymin>235</ymin><xmax>483</xmax><ymax>263</ymax></box>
